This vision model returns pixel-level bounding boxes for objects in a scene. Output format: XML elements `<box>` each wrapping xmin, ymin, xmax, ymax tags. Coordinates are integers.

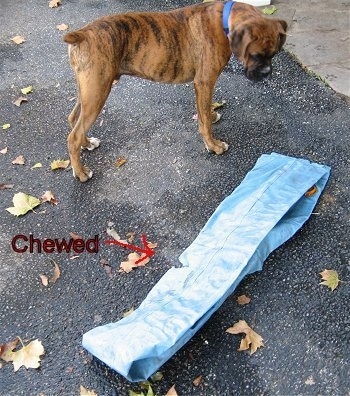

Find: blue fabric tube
<box><xmin>82</xmin><ymin>153</ymin><xmax>330</xmax><ymax>382</ymax></box>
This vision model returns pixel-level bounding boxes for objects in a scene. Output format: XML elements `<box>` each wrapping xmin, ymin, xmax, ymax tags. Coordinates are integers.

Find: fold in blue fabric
<box><xmin>82</xmin><ymin>153</ymin><xmax>330</xmax><ymax>382</ymax></box>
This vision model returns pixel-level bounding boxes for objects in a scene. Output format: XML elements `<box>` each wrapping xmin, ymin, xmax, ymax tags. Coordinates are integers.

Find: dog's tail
<box><xmin>63</xmin><ymin>31</ymin><xmax>86</xmax><ymax>45</ymax></box>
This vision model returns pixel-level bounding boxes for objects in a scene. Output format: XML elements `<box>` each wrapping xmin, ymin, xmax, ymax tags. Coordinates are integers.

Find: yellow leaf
<box><xmin>319</xmin><ymin>269</ymin><xmax>340</xmax><ymax>291</ymax></box>
<box><xmin>2</xmin><ymin>123</ymin><xmax>11</xmax><ymax>130</ymax></box>
<box><xmin>11</xmin><ymin>339</ymin><xmax>45</xmax><ymax>372</ymax></box>
<box><xmin>80</xmin><ymin>385</ymin><xmax>97</xmax><ymax>396</ymax></box>
<box><xmin>6</xmin><ymin>192</ymin><xmax>41</xmax><ymax>217</ymax></box>
<box><xmin>21</xmin><ymin>86</ymin><xmax>33</xmax><ymax>95</ymax></box>
<box><xmin>31</xmin><ymin>162</ymin><xmax>43</xmax><ymax>169</ymax></box>
<box><xmin>226</xmin><ymin>320</ymin><xmax>264</xmax><ymax>355</ymax></box>
<box><xmin>50</xmin><ymin>159</ymin><xmax>70</xmax><ymax>170</ymax></box>
<box><xmin>11</xmin><ymin>35</ymin><xmax>25</xmax><ymax>44</ymax></box>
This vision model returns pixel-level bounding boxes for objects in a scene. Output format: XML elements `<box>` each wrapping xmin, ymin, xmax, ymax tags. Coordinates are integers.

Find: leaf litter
<box><xmin>226</xmin><ymin>320</ymin><xmax>264</xmax><ymax>355</ymax></box>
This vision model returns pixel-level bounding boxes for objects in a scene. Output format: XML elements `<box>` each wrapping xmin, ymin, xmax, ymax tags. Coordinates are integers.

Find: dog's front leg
<box><xmin>194</xmin><ymin>81</ymin><xmax>229</xmax><ymax>155</ymax></box>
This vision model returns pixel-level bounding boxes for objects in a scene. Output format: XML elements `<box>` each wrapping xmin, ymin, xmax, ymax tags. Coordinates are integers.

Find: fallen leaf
<box><xmin>13</xmin><ymin>96</ymin><xmax>28</xmax><ymax>107</ymax></box>
<box><xmin>212</xmin><ymin>100</ymin><xmax>226</xmax><ymax>110</ymax></box>
<box><xmin>305</xmin><ymin>185</ymin><xmax>318</xmax><ymax>197</ymax></box>
<box><xmin>126</xmin><ymin>231</ymin><xmax>136</xmax><ymax>243</ymax></box>
<box><xmin>6</xmin><ymin>192</ymin><xmax>41</xmax><ymax>217</ymax></box>
<box><xmin>116</xmin><ymin>156</ymin><xmax>127</xmax><ymax>168</ymax></box>
<box><xmin>40</xmin><ymin>190</ymin><xmax>58</xmax><ymax>205</ymax></box>
<box><xmin>49</xmin><ymin>0</ymin><xmax>61</xmax><ymax>8</ymax></box>
<box><xmin>80</xmin><ymin>385</ymin><xmax>97</xmax><ymax>396</ymax></box>
<box><xmin>31</xmin><ymin>162</ymin><xmax>43</xmax><ymax>169</ymax></box>
<box><xmin>69</xmin><ymin>231</ymin><xmax>83</xmax><ymax>240</ymax></box>
<box><xmin>237</xmin><ymin>294</ymin><xmax>251</xmax><ymax>305</ymax></box>
<box><xmin>39</xmin><ymin>274</ymin><xmax>49</xmax><ymax>287</ymax></box>
<box><xmin>0</xmin><ymin>338</ymin><xmax>19</xmax><ymax>362</ymax></box>
<box><xmin>49</xmin><ymin>260</ymin><xmax>61</xmax><ymax>284</ymax></box>
<box><xmin>100</xmin><ymin>258</ymin><xmax>114</xmax><ymax>279</ymax></box>
<box><xmin>305</xmin><ymin>375</ymin><xmax>315</xmax><ymax>385</ymax></box>
<box><xmin>10</xmin><ymin>338</ymin><xmax>45</xmax><ymax>372</ymax></box>
<box><xmin>147</xmin><ymin>242</ymin><xmax>158</xmax><ymax>249</ymax></box>
<box><xmin>150</xmin><ymin>371</ymin><xmax>163</xmax><ymax>382</ymax></box>
<box><xmin>263</xmin><ymin>5</ymin><xmax>277</xmax><ymax>15</ymax></box>
<box><xmin>226</xmin><ymin>320</ymin><xmax>264</xmax><ymax>355</ymax></box>
<box><xmin>0</xmin><ymin>183</ymin><xmax>14</xmax><ymax>190</ymax></box>
<box><xmin>21</xmin><ymin>86</ymin><xmax>33</xmax><ymax>95</ymax></box>
<box><xmin>11</xmin><ymin>35</ymin><xmax>25</xmax><ymax>44</ymax></box>
<box><xmin>192</xmin><ymin>375</ymin><xmax>203</xmax><ymax>386</ymax></box>
<box><xmin>2</xmin><ymin>124</ymin><xmax>11</xmax><ymax>130</ymax></box>
<box><xmin>106</xmin><ymin>227</ymin><xmax>121</xmax><ymax>241</ymax></box>
<box><xmin>120</xmin><ymin>252</ymin><xmax>143</xmax><ymax>273</ymax></box>
<box><xmin>123</xmin><ymin>307</ymin><xmax>134</xmax><ymax>318</ymax></box>
<box><xmin>165</xmin><ymin>385</ymin><xmax>178</xmax><ymax>396</ymax></box>
<box><xmin>319</xmin><ymin>269</ymin><xmax>340</xmax><ymax>291</ymax></box>
<box><xmin>57</xmin><ymin>23</ymin><xmax>68</xmax><ymax>31</ymax></box>
<box><xmin>0</xmin><ymin>147</ymin><xmax>8</xmax><ymax>154</ymax></box>
<box><xmin>50</xmin><ymin>159</ymin><xmax>70</xmax><ymax>170</ymax></box>
<box><xmin>129</xmin><ymin>391</ymin><xmax>143</xmax><ymax>396</ymax></box>
<box><xmin>12</xmin><ymin>155</ymin><xmax>25</xmax><ymax>165</ymax></box>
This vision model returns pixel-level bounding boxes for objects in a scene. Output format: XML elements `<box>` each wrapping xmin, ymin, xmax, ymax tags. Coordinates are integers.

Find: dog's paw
<box><xmin>205</xmin><ymin>139</ymin><xmax>229</xmax><ymax>155</ymax></box>
<box><xmin>72</xmin><ymin>166</ymin><xmax>93</xmax><ymax>182</ymax></box>
<box><xmin>82</xmin><ymin>137</ymin><xmax>101</xmax><ymax>151</ymax></box>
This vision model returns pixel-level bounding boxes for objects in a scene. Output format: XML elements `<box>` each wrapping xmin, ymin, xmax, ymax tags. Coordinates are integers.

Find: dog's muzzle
<box><xmin>245</xmin><ymin>65</ymin><xmax>272</xmax><ymax>82</ymax></box>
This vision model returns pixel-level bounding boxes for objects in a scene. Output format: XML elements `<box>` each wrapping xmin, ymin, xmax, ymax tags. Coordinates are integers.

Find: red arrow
<box><xmin>105</xmin><ymin>234</ymin><xmax>155</xmax><ymax>265</ymax></box>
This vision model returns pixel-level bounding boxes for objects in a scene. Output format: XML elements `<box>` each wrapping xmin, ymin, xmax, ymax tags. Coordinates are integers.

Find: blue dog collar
<box><xmin>222</xmin><ymin>1</ymin><xmax>235</xmax><ymax>35</ymax></box>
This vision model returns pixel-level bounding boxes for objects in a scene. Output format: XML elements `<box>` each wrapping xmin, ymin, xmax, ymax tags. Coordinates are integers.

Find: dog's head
<box><xmin>228</xmin><ymin>18</ymin><xmax>287</xmax><ymax>82</ymax></box>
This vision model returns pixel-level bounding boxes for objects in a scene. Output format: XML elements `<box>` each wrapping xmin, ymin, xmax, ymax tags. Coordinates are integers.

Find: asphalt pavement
<box><xmin>0</xmin><ymin>1</ymin><xmax>349</xmax><ymax>395</ymax></box>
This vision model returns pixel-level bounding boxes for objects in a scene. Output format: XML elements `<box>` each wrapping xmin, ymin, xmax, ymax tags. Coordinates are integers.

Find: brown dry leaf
<box><xmin>57</xmin><ymin>23</ymin><xmax>68</xmax><ymax>31</ymax></box>
<box><xmin>0</xmin><ymin>338</ymin><xmax>19</xmax><ymax>362</ymax></box>
<box><xmin>237</xmin><ymin>294</ymin><xmax>251</xmax><ymax>305</ymax></box>
<box><xmin>120</xmin><ymin>252</ymin><xmax>150</xmax><ymax>273</ymax></box>
<box><xmin>50</xmin><ymin>260</ymin><xmax>61</xmax><ymax>284</ymax></box>
<box><xmin>305</xmin><ymin>185</ymin><xmax>318</xmax><ymax>197</ymax></box>
<box><xmin>12</xmin><ymin>155</ymin><xmax>25</xmax><ymax>165</ymax></box>
<box><xmin>100</xmin><ymin>258</ymin><xmax>114</xmax><ymax>279</ymax></box>
<box><xmin>80</xmin><ymin>385</ymin><xmax>97</xmax><ymax>396</ymax></box>
<box><xmin>0</xmin><ymin>147</ymin><xmax>8</xmax><ymax>154</ymax></box>
<box><xmin>51</xmin><ymin>159</ymin><xmax>70</xmax><ymax>170</ymax></box>
<box><xmin>226</xmin><ymin>320</ymin><xmax>264</xmax><ymax>355</ymax></box>
<box><xmin>0</xmin><ymin>183</ymin><xmax>14</xmax><ymax>190</ymax></box>
<box><xmin>11</xmin><ymin>35</ymin><xmax>25</xmax><ymax>44</ymax></box>
<box><xmin>39</xmin><ymin>274</ymin><xmax>49</xmax><ymax>287</ymax></box>
<box><xmin>165</xmin><ymin>385</ymin><xmax>178</xmax><ymax>396</ymax></box>
<box><xmin>69</xmin><ymin>231</ymin><xmax>83</xmax><ymax>240</ymax></box>
<box><xmin>13</xmin><ymin>96</ymin><xmax>28</xmax><ymax>107</ymax></box>
<box><xmin>49</xmin><ymin>0</ymin><xmax>61</xmax><ymax>8</ymax></box>
<box><xmin>41</xmin><ymin>190</ymin><xmax>58</xmax><ymax>205</ymax></box>
<box><xmin>147</xmin><ymin>242</ymin><xmax>158</xmax><ymax>249</ymax></box>
<box><xmin>126</xmin><ymin>231</ymin><xmax>136</xmax><ymax>243</ymax></box>
<box><xmin>192</xmin><ymin>375</ymin><xmax>203</xmax><ymax>387</ymax></box>
<box><xmin>10</xmin><ymin>338</ymin><xmax>45</xmax><ymax>371</ymax></box>
<box><xmin>116</xmin><ymin>156</ymin><xmax>127</xmax><ymax>168</ymax></box>
<box><xmin>319</xmin><ymin>269</ymin><xmax>340</xmax><ymax>291</ymax></box>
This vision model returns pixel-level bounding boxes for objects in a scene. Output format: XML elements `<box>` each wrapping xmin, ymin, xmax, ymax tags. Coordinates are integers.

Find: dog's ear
<box><xmin>277</xmin><ymin>19</ymin><xmax>287</xmax><ymax>50</ymax></box>
<box><xmin>228</xmin><ymin>25</ymin><xmax>252</xmax><ymax>61</ymax></box>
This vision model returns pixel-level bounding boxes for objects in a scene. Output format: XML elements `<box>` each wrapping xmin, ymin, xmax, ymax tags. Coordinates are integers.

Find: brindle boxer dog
<box><xmin>64</xmin><ymin>1</ymin><xmax>287</xmax><ymax>182</ymax></box>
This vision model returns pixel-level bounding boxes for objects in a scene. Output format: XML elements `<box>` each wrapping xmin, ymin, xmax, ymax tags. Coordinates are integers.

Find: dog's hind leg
<box><xmin>67</xmin><ymin>74</ymin><xmax>113</xmax><ymax>182</ymax></box>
